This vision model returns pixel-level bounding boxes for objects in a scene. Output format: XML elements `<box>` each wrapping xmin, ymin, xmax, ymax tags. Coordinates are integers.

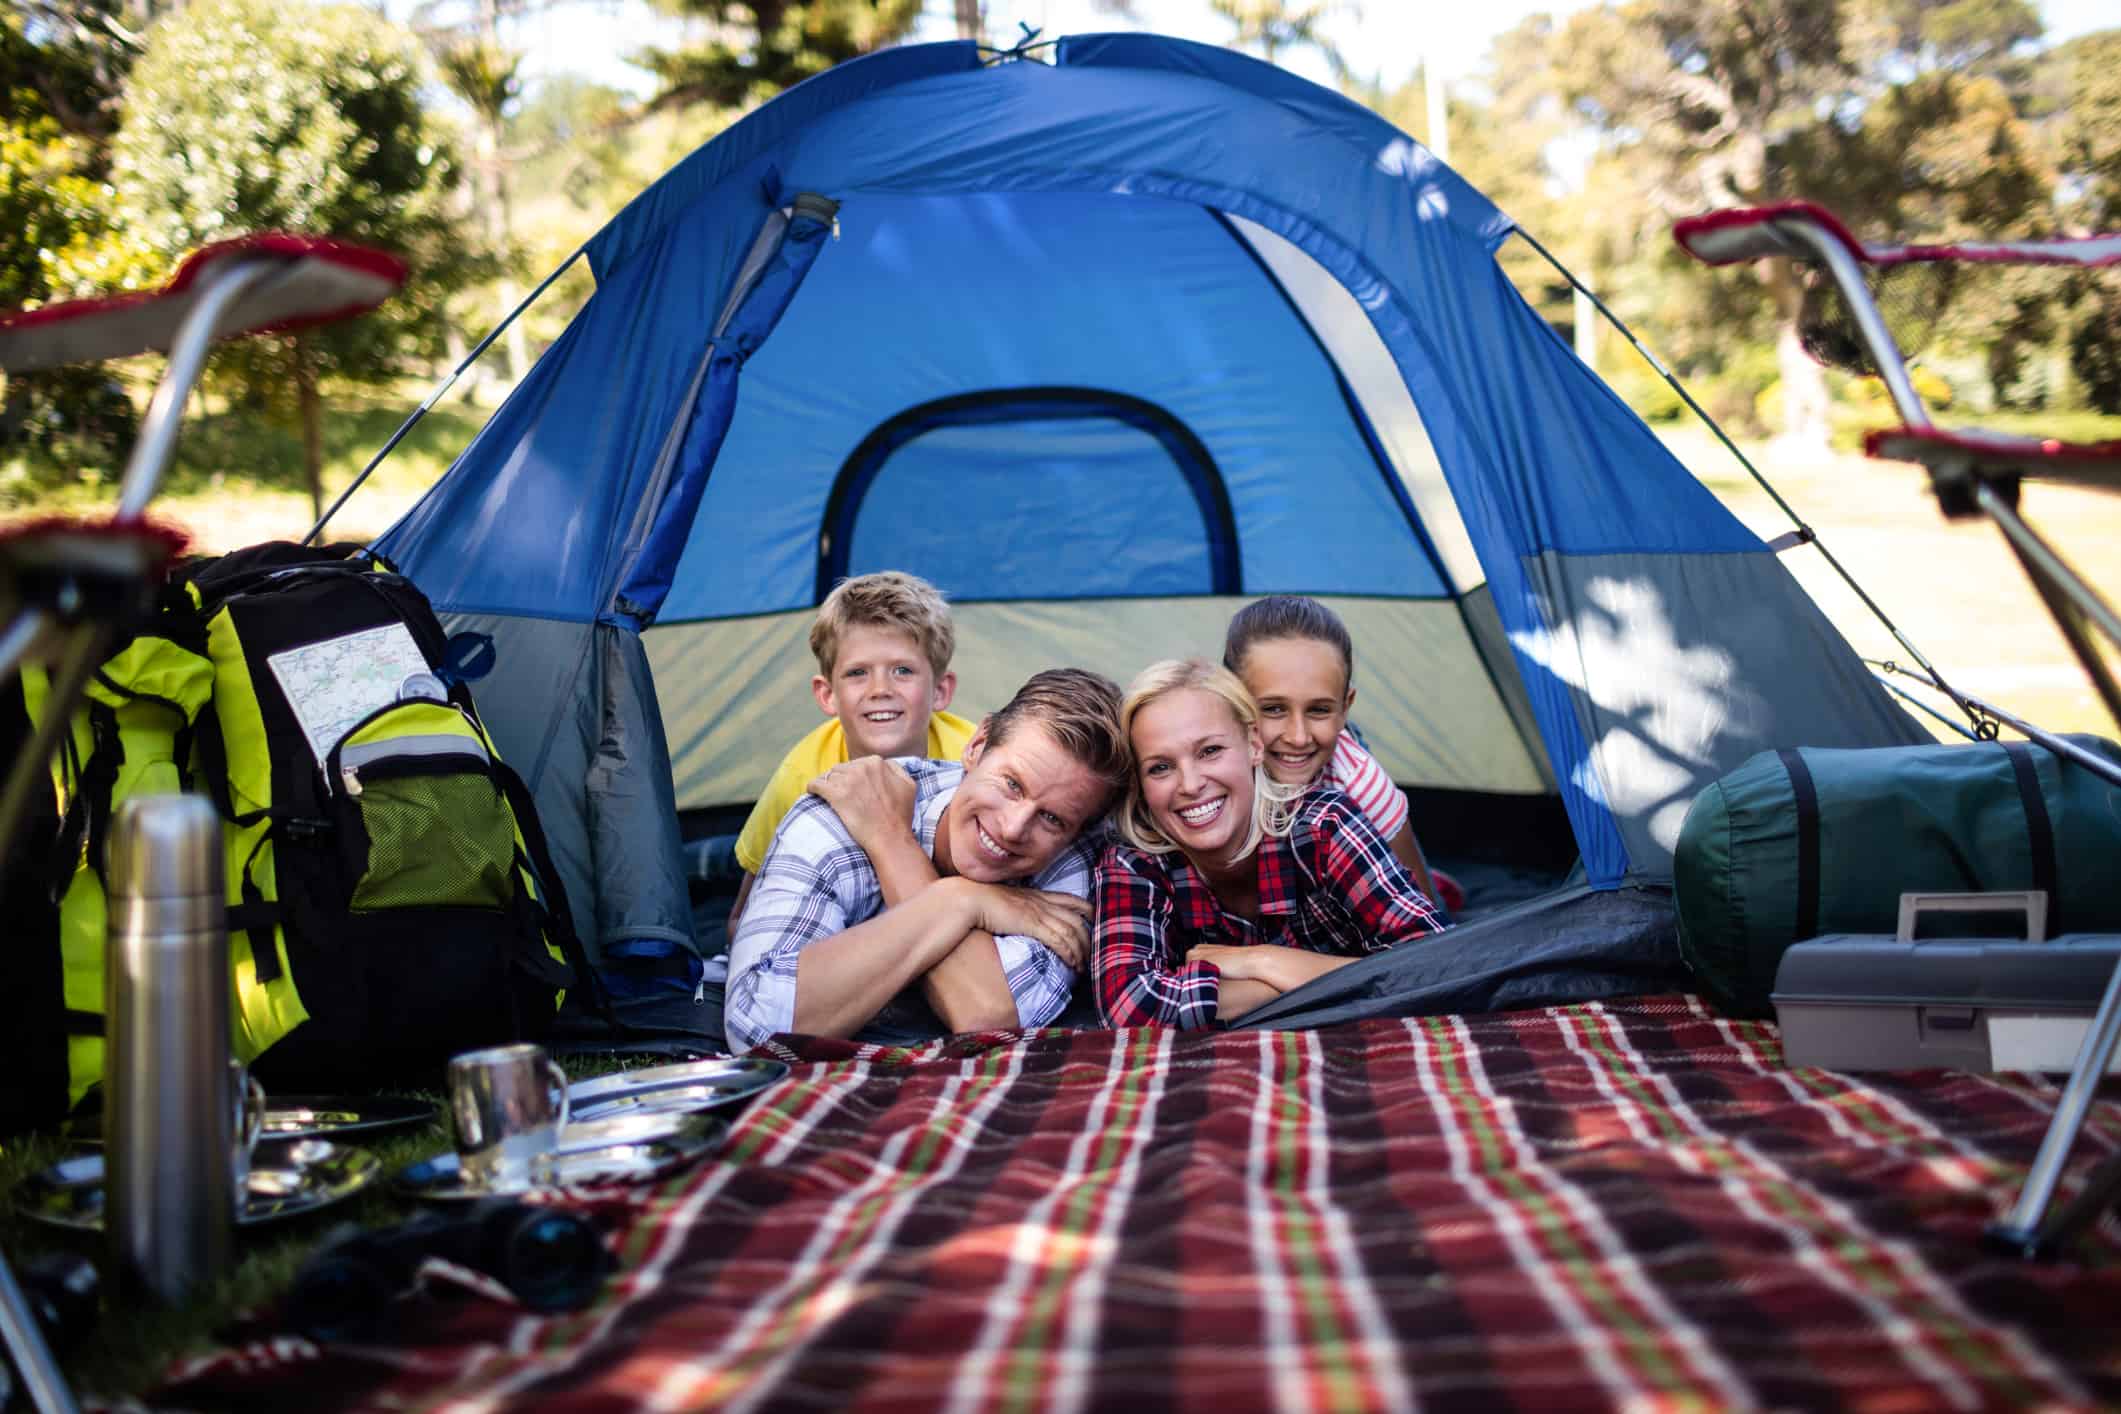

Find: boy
<box><xmin>726</xmin><ymin>571</ymin><xmax>975</xmax><ymax>929</ymax></box>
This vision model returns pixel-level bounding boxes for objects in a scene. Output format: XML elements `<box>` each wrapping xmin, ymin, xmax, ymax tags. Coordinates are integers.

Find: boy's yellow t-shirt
<box><xmin>733</xmin><ymin>709</ymin><xmax>978</xmax><ymax>873</ymax></box>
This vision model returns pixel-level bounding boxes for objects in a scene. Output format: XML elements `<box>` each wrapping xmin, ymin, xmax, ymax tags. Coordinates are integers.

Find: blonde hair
<box><xmin>986</xmin><ymin>667</ymin><xmax>1131</xmax><ymax>814</ymax></box>
<box><xmin>809</xmin><ymin>572</ymin><xmax>955</xmax><ymax>677</ymax></box>
<box><xmin>1114</xmin><ymin>658</ymin><xmax>1300</xmax><ymax>864</ymax></box>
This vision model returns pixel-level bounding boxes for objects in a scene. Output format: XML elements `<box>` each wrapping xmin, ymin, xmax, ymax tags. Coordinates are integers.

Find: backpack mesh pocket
<box><xmin>349</xmin><ymin>769</ymin><xmax>516</xmax><ymax>911</ymax></box>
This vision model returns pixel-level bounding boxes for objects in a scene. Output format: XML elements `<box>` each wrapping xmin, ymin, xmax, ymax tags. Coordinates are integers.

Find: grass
<box><xmin>0</xmin><ymin>1053</ymin><xmax>665</xmax><ymax>1404</ymax></box>
<box><xmin>1</xmin><ymin>382</ymin><xmax>496</xmax><ymax>552</ymax></box>
<box><xmin>0</xmin><ymin>1119</ymin><xmax>450</xmax><ymax>1400</ymax></box>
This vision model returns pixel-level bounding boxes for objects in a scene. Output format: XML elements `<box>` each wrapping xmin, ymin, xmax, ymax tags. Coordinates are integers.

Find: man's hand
<box><xmin>808</xmin><ymin>756</ymin><xmax>918</xmax><ymax>856</ymax></box>
<box><xmin>955</xmin><ymin>881</ymin><xmax>1094</xmax><ymax>971</ymax></box>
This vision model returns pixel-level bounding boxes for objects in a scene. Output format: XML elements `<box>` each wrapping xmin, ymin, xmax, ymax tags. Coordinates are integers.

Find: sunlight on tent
<box><xmin>1511</xmin><ymin>576</ymin><xmax>1754</xmax><ymax>853</ymax></box>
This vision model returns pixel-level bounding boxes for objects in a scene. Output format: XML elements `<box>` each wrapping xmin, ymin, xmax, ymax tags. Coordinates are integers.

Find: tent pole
<box><xmin>303</xmin><ymin>246</ymin><xmax>587</xmax><ymax>547</ymax></box>
<box><xmin>1512</xmin><ymin>226</ymin><xmax>1984</xmax><ymax>737</ymax></box>
<box><xmin>1872</xmin><ymin>658</ymin><xmax>2121</xmax><ymax>788</ymax></box>
<box><xmin>1869</xmin><ymin>672</ymin><xmax>1979</xmax><ymax>741</ymax></box>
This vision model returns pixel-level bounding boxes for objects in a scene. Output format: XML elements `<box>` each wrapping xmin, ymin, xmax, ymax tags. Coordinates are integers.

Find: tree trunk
<box><xmin>292</xmin><ymin>335</ymin><xmax>324</xmax><ymax>526</ymax></box>
<box><xmin>1764</xmin><ymin>261</ymin><xmax>1830</xmax><ymax>457</ymax></box>
<box><xmin>479</xmin><ymin>0</ymin><xmax>528</xmax><ymax>388</ymax></box>
<box><xmin>954</xmin><ymin>0</ymin><xmax>980</xmax><ymax>42</ymax></box>
<box><xmin>443</xmin><ymin>322</ymin><xmax>481</xmax><ymax>406</ymax></box>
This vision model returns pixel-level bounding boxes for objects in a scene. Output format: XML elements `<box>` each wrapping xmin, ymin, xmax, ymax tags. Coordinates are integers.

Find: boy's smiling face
<box><xmin>813</xmin><ymin>624</ymin><xmax>956</xmax><ymax>761</ymax></box>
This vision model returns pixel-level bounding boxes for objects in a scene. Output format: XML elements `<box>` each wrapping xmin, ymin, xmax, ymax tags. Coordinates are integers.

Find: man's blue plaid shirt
<box><xmin>724</xmin><ymin>758</ymin><xmax>1095</xmax><ymax>1050</ymax></box>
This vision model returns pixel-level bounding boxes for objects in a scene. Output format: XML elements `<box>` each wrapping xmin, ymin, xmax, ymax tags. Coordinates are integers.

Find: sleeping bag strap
<box><xmin>1776</xmin><ymin>749</ymin><xmax>1821</xmax><ymax>941</ymax></box>
<box><xmin>2001</xmin><ymin>742</ymin><xmax>2061</xmax><ymax>934</ymax></box>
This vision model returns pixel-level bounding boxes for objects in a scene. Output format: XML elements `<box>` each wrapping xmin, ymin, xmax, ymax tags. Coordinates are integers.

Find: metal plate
<box><xmin>394</xmin><ymin>1114</ymin><xmax>726</xmax><ymax>1201</ymax></box>
<box><xmin>15</xmin><ymin>1139</ymin><xmax>381</xmax><ymax>1232</ymax></box>
<box><xmin>567</xmin><ymin>1057</ymin><xmax>788</xmax><ymax>1124</ymax></box>
<box><xmin>257</xmin><ymin>1095</ymin><xmax>440</xmax><ymax>1141</ymax></box>
<box><xmin>72</xmin><ymin>1094</ymin><xmax>440</xmax><ymax>1144</ymax></box>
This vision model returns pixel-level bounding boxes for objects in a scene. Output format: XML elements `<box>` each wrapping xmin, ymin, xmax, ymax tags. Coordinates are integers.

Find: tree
<box><xmin>1354</xmin><ymin>18</ymin><xmax>1586</xmax><ymax>323</ymax></box>
<box><xmin>109</xmin><ymin>0</ymin><xmax>481</xmax><ymax>518</ymax></box>
<box><xmin>635</xmin><ymin>0</ymin><xmax>922</xmax><ymax>116</ymax></box>
<box><xmin>3</xmin><ymin>0</ymin><xmax>152</xmax><ymax>144</ymax></box>
<box><xmin>1551</xmin><ymin>0</ymin><xmax>2055</xmax><ymax>445</ymax></box>
<box><xmin>410</xmin><ymin>0</ymin><xmax>535</xmax><ymax>387</ymax></box>
<box><xmin>2051</xmin><ymin>29</ymin><xmax>2121</xmax><ymax>411</ymax></box>
<box><xmin>0</xmin><ymin>3</ymin><xmax>156</xmax><ymax>483</ymax></box>
<box><xmin>2053</xmin><ymin>30</ymin><xmax>2121</xmax><ymax>231</ymax></box>
<box><xmin>1210</xmin><ymin>0</ymin><xmax>1355</xmax><ymax>76</ymax></box>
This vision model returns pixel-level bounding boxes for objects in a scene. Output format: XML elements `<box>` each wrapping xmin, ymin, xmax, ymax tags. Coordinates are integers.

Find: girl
<box><xmin>1092</xmin><ymin>659</ymin><xmax>1445</xmax><ymax>1029</ymax></box>
<box><xmin>1222</xmin><ymin>595</ymin><xmax>1462</xmax><ymax>915</ymax></box>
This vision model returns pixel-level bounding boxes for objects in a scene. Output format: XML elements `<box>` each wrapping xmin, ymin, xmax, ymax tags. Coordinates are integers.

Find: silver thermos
<box><xmin>104</xmin><ymin>793</ymin><xmax>235</xmax><ymax>1303</ymax></box>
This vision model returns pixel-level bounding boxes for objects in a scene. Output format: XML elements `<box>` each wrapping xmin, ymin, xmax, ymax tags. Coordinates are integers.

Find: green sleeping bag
<box><xmin>1673</xmin><ymin>735</ymin><xmax>2121</xmax><ymax>1017</ymax></box>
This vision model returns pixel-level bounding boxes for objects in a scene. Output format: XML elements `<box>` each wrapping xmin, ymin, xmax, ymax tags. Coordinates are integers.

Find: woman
<box><xmin>1092</xmin><ymin>659</ymin><xmax>1446</xmax><ymax>1029</ymax></box>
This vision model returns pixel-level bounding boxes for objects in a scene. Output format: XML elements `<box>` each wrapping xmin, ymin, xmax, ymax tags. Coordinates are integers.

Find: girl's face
<box><xmin>1132</xmin><ymin>687</ymin><xmax>1263</xmax><ymax>864</ymax></box>
<box><xmin>1236</xmin><ymin>637</ymin><xmax>1351</xmax><ymax>788</ymax></box>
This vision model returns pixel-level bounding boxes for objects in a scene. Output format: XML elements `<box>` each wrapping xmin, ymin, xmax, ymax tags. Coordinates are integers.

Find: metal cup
<box><xmin>448</xmin><ymin>1044</ymin><xmax>570</xmax><ymax>1192</ymax></box>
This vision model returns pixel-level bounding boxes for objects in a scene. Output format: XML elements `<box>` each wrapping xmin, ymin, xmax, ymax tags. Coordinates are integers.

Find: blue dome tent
<box><xmin>375</xmin><ymin>34</ymin><xmax>1926</xmax><ymax>967</ymax></box>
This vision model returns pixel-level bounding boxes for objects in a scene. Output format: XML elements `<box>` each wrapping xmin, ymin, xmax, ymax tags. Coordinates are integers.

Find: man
<box><xmin>723</xmin><ymin>668</ymin><xmax>1129</xmax><ymax>1050</ymax></box>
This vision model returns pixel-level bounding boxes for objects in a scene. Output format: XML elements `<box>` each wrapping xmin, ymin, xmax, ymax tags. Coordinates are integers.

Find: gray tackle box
<box><xmin>1771</xmin><ymin>892</ymin><xmax>2121</xmax><ymax>1073</ymax></box>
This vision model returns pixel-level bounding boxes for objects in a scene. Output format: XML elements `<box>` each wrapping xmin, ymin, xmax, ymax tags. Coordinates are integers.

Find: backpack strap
<box><xmin>232</xmin><ymin>826</ymin><xmax>283</xmax><ymax>982</ymax></box>
<box><xmin>78</xmin><ymin>700</ymin><xmax>123</xmax><ymax>888</ymax></box>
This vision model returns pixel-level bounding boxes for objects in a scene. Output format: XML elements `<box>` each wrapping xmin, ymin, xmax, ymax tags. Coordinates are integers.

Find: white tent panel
<box><xmin>1227</xmin><ymin>214</ymin><xmax>1487</xmax><ymax>595</ymax></box>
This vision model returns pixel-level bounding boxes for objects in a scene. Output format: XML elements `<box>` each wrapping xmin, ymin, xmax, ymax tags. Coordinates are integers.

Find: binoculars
<box><xmin>284</xmin><ymin>1198</ymin><xmax>611</xmax><ymax>1342</ymax></box>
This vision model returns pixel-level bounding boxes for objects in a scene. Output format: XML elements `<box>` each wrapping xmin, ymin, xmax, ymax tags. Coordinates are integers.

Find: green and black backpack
<box><xmin>2</xmin><ymin>541</ymin><xmax>585</xmax><ymax>1131</ymax></box>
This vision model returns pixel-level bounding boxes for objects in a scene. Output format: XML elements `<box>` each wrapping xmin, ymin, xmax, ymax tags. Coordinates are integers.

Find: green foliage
<box><xmin>637</xmin><ymin>0</ymin><xmax>921</xmax><ymax>113</ymax></box>
<box><xmin>2052</xmin><ymin>30</ymin><xmax>2121</xmax><ymax>230</ymax></box>
<box><xmin>108</xmin><ymin>0</ymin><xmax>483</xmax><ymax>430</ymax></box>
<box><xmin>2069</xmin><ymin>284</ymin><xmax>2121</xmax><ymax>415</ymax></box>
<box><xmin>0</xmin><ymin>4</ymin><xmax>160</xmax><ymax>479</ymax></box>
<box><xmin>1211</xmin><ymin>0</ymin><xmax>1356</xmax><ymax>75</ymax></box>
<box><xmin>1534</xmin><ymin>0</ymin><xmax>2070</xmax><ymax>434</ymax></box>
<box><xmin>1</xmin><ymin>2</ymin><xmax>139</xmax><ymax>145</ymax></box>
<box><xmin>1600</xmin><ymin>357</ymin><xmax>1687</xmax><ymax>423</ymax></box>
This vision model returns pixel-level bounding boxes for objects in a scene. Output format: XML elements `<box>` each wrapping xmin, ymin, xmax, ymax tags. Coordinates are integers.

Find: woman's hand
<box><xmin>956</xmin><ymin>881</ymin><xmax>1094</xmax><ymax>970</ymax></box>
<box><xmin>1185</xmin><ymin>943</ymin><xmax>1353</xmax><ymax>994</ymax></box>
<box><xmin>1185</xmin><ymin>942</ymin><xmax>1277</xmax><ymax>984</ymax></box>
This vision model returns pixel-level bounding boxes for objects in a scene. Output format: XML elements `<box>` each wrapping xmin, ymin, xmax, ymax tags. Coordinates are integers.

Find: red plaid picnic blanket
<box><xmin>156</xmin><ymin>997</ymin><xmax>2121</xmax><ymax>1411</ymax></box>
